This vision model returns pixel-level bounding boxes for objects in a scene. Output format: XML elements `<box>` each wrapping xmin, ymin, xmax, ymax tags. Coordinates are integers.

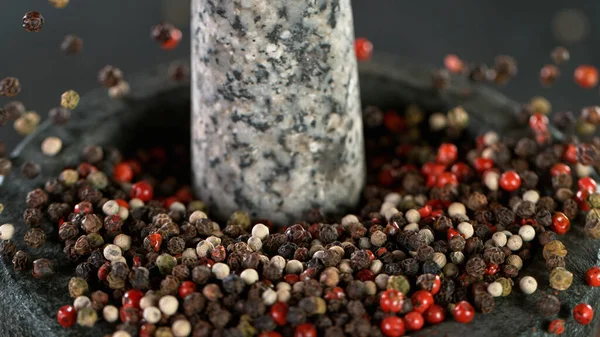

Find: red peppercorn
<box><xmin>444</xmin><ymin>54</ymin><xmax>464</xmax><ymax>74</ymax></box>
<box><xmin>548</xmin><ymin>319</ymin><xmax>565</xmax><ymax>335</ymax></box>
<box><xmin>411</xmin><ymin>290</ymin><xmax>434</xmax><ymax>314</ymax></box>
<box><xmin>473</xmin><ymin>157</ymin><xmax>494</xmax><ymax>174</ymax></box>
<box><xmin>578</xmin><ymin>177</ymin><xmax>597</xmax><ymax>193</ymax></box>
<box><xmin>424</xmin><ymin>304</ymin><xmax>446</xmax><ymax>325</ymax></box>
<box><xmin>354</xmin><ymin>38</ymin><xmax>373</xmax><ymax>62</ymax></box>
<box><xmin>120</xmin><ymin>306</ymin><xmax>140</xmax><ymax>323</ymax></box>
<box><xmin>74</xmin><ymin>201</ymin><xmax>93</xmax><ymax>214</ymax></box>
<box><xmin>131</xmin><ymin>181</ymin><xmax>153</xmax><ymax>202</ymax></box>
<box><xmin>122</xmin><ymin>289</ymin><xmax>144</xmax><ymax>309</ymax></box>
<box><xmin>380</xmin><ymin>289</ymin><xmax>404</xmax><ymax>313</ymax></box>
<box><xmin>270</xmin><ymin>302</ymin><xmax>288</xmax><ymax>326</ymax></box>
<box><xmin>437</xmin><ymin>143</ymin><xmax>458</xmax><ymax>165</ymax></box>
<box><xmin>178</xmin><ymin>281</ymin><xmax>197</xmax><ymax>298</ymax></box>
<box><xmin>422</xmin><ymin>162</ymin><xmax>446</xmax><ymax>177</ymax></box>
<box><xmin>576</xmin><ymin>189</ymin><xmax>591</xmax><ymax>211</ymax></box>
<box><xmin>574</xmin><ymin>65</ymin><xmax>599</xmax><ymax>89</ymax></box>
<box><xmin>383</xmin><ymin>111</ymin><xmax>406</xmax><ymax>133</ymax></box>
<box><xmin>451</xmin><ymin>162</ymin><xmax>472</xmax><ymax>181</ymax></box>
<box><xmin>453</xmin><ymin>301</ymin><xmax>475</xmax><ymax>323</ymax></box>
<box><xmin>294</xmin><ymin>323</ymin><xmax>317</xmax><ymax>337</ymax></box>
<box><xmin>586</xmin><ymin>266</ymin><xmax>600</xmax><ymax>287</ymax></box>
<box><xmin>550</xmin><ymin>163</ymin><xmax>571</xmax><ymax>177</ymax></box>
<box><xmin>98</xmin><ymin>262</ymin><xmax>110</xmax><ymax>281</ymax></box>
<box><xmin>573</xmin><ymin>303</ymin><xmax>594</xmax><ymax>325</ymax></box>
<box><xmin>563</xmin><ymin>144</ymin><xmax>578</xmax><ymax>164</ymax></box>
<box><xmin>139</xmin><ymin>323</ymin><xmax>156</xmax><ymax>337</ymax></box>
<box><xmin>77</xmin><ymin>163</ymin><xmax>98</xmax><ymax>177</ymax></box>
<box><xmin>436</xmin><ymin>172</ymin><xmax>459</xmax><ymax>188</ymax></box>
<box><xmin>175</xmin><ymin>186</ymin><xmax>193</xmax><ymax>203</ymax></box>
<box><xmin>418</xmin><ymin>205</ymin><xmax>432</xmax><ymax>218</ymax></box>
<box><xmin>499</xmin><ymin>171</ymin><xmax>522</xmax><ymax>192</ymax></box>
<box><xmin>529</xmin><ymin>113</ymin><xmax>549</xmax><ymax>134</ymax></box>
<box><xmin>366</xmin><ymin>250</ymin><xmax>376</xmax><ymax>262</ymax></box>
<box><xmin>284</xmin><ymin>274</ymin><xmax>299</xmax><ymax>285</ymax></box>
<box><xmin>404</xmin><ymin>311</ymin><xmax>425</xmax><ymax>331</ymax></box>
<box><xmin>447</xmin><ymin>228</ymin><xmax>461</xmax><ymax>241</ymax></box>
<box><xmin>551</xmin><ymin>212</ymin><xmax>571</xmax><ymax>235</ymax></box>
<box><xmin>57</xmin><ymin>305</ymin><xmax>76</xmax><ymax>328</ymax></box>
<box><xmin>485</xmin><ymin>263</ymin><xmax>499</xmax><ymax>275</ymax></box>
<box><xmin>357</xmin><ymin>269</ymin><xmax>375</xmax><ymax>281</ymax></box>
<box><xmin>124</xmin><ymin>160</ymin><xmax>142</xmax><ymax>174</ymax></box>
<box><xmin>260</xmin><ymin>333</ymin><xmax>283</xmax><ymax>337</ymax></box>
<box><xmin>113</xmin><ymin>162</ymin><xmax>134</xmax><ymax>183</ymax></box>
<box><xmin>164</xmin><ymin>196</ymin><xmax>179</xmax><ymax>208</ymax></box>
<box><xmin>146</xmin><ymin>233</ymin><xmax>162</xmax><ymax>252</ymax></box>
<box><xmin>325</xmin><ymin>287</ymin><xmax>345</xmax><ymax>300</ymax></box>
<box><xmin>115</xmin><ymin>199</ymin><xmax>129</xmax><ymax>209</ymax></box>
<box><xmin>381</xmin><ymin>316</ymin><xmax>405</xmax><ymax>337</ymax></box>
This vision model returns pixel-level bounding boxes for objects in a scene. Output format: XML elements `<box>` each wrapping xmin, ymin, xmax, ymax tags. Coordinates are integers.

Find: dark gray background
<box><xmin>1</xmin><ymin>0</ymin><xmax>598</xmax><ymax>150</ymax></box>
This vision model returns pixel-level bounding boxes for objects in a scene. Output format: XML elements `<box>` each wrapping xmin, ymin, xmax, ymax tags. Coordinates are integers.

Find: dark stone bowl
<box><xmin>0</xmin><ymin>55</ymin><xmax>598</xmax><ymax>337</ymax></box>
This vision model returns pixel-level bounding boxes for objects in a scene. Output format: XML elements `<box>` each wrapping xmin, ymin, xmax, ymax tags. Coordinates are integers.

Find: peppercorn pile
<box><xmin>2</xmin><ymin>93</ymin><xmax>600</xmax><ymax>337</ymax></box>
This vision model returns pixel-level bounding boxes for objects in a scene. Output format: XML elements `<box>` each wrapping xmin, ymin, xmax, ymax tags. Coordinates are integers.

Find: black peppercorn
<box><xmin>416</xmin><ymin>245</ymin><xmax>435</xmax><ymax>261</ymax></box>
<box><xmin>12</xmin><ymin>250</ymin><xmax>29</xmax><ymax>271</ymax></box>
<box><xmin>422</xmin><ymin>260</ymin><xmax>441</xmax><ymax>275</ymax></box>
<box><xmin>516</xmin><ymin>201</ymin><xmax>536</xmax><ymax>219</ymax></box>
<box><xmin>23</xmin><ymin>208</ymin><xmax>42</xmax><ymax>227</ymax></box>
<box><xmin>350</xmin><ymin>250</ymin><xmax>370</xmax><ymax>270</ymax></box>
<box><xmin>400</xmin><ymin>258</ymin><xmax>419</xmax><ymax>276</ymax></box>
<box><xmin>26</xmin><ymin>188</ymin><xmax>48</xmax><ymax>209</ymax></box>
<box><xmin>465</xmin><ymin>256</ymin><xmax>486</xmax><ymax>277</ymax></box>
<box><xmin>537</xmin><ymin>293</ymin><xmax>561</xmax><ymax>317</ymax></box>
<box><xmin>483</xmin><ymin>247</ymin><xmax>506</xmax><ymax>265</ymax></box>
<box><xmin>32</xmin><ymin>258</ymin><xmax>54</xmax><ymax>278</ymax></box>
<box><xmin>21</xmin><ymin>161</ymin><xmax>41</xmax><ymax>179</ymax></box>
<box><xmin>465</xmin><ymin>237</ymin><xmax>484</xmax><ymax>255</ymax></box>
<box><xmin>24</xmin><ymin>228</ymin><xmax>46</xmax><ymax>248</ymax></box>
<box><xmin>474</xmin><ymin>291</ymin><xmax>495</xmax><ymax>313</ymax></box>
<box><xmin>286</xmin><ymin>306</ymin><xmax>306</xmax><ymax>325</ymax></box>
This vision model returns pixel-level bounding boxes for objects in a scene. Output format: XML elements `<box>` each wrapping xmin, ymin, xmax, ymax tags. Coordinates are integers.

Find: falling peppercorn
<box><xmin>22</xmin><ymin>11</ymin><xmax>44</xmax><ymax>32</ymax></box>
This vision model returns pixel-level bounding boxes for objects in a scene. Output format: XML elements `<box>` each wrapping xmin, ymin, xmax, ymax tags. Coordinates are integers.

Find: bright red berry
<box><xmin>550</xmin><ymin>163</ymin><xmax>571</xmax><ymax>177</ymax></box>
<box><xmin>294</xmin><ymin>323</ymin><xmax>317</xmax><ymax>337</ymax></box>
<box><xmin>473</xmin><ymin>157</ymin><xmax>494</xmax><ymax>174</ymax></box>
<box><xmin>380</xmin><ymin>289</ymin><xmax>404</xmax><ymax>313</ymax></box>
<box><xmin>139</xmin><ymin>323</ymin><xmax>156</xmax><ymax>337</ymax></box>
<box><xmin>380</xmin><ymin>316</ymin><xmax>405</xmax><ymax>337</ymax></box>
<box><xmin>383</xmin><ymin>111</ymin><xmax>406</xmax><ymax>133</ymax></box>
<box><xmin>119</xmin><ymin>306</ymin><xmax>139</xmax><ymax>323</ymax></box>
<box><xmin>447</xmin><ymin>228</ymin><xmax>461</xmax><ymax>241</ymax></box>
<box><xmin>551</xmin><ymin>212</ymin><xmax>571</xmax><ymax>235</ymax></box>
<box><xmin>122</xmin><ymin>289</ymin><xmax>144</xmax><ymax>309</ymax></box>
<box><xmin>57</xmin><ymin>305</ymin><xmax>77</xmax><ymax>328</ymax></box>
<box><xmin>574</xmin><ymin>65</ymin><xmax>599</xmax><ymax>89</ymax></box>
<box><xmin>576</xmin><ymin>189</ymin><xmax>591</xmax><ymax>211</ymax></box>
<box><xmin>418</xmin><ymin>205</ymin><xmax>432</xmax><ymax>218</ymax></box>
<box><xmin>284</xmin><ymin>274</ymin><xmax>299</xmax><ymax>285</ymax></box>
<box><xmin>586</xmin><ymin>266</ymin><xmax>600</xmax><ymax>287</ymax></box>
<box><xmin>436</xmin><ymin>172</ymin><xmax>459</xmax><ymax>188</ymax></box>
<box><xmin>578</xmin><ymin>177</ymin><xmax>597</xmax><ymax>193</ymax></box>
<box><xmin>529</xmin><ymin>113</ymin><xmax>549</xmax><ymax>134</ymax></box>
<box><xmin>355</xmin><ymin>38</ymin><xmax>373</xmax><ymax>62</ymax></box>
<box><xmin>548</xmin><ymin>319</ymin><xmax>565</xmax><ymax>335</ymax></box>
<box><xmin>444</xmin><ymin>54</ymin><xmax>464</xmax><ymax>74</ymax></box>
<box><xmin>573</xmin><ymin>303</ymin><xmax>594</xmax><ymax>325</ymax></box>
<box><xmin>357</xmin><ymin>269</ymin><xmax>375</xmax><ymax>281</ymax></box>
<box><xmin>113</xmin><ymin>162</ymin><xmax>134</xmax><ymax>183</ymax></box>
<box><xmin>563</xmin><ymin>144</ymin><xmax>578</xmax><ymax>164</ymax></box>
<box><xmin>131</xmin><ymin>181</ymin><xmax>153</xmax><ymax>202</ymax></box>
<box><xmin>145</xmin><ymin>233</ymin><xmax>162</xmax><ymax>252</ymax></box>
<box><xmin>178</xmin><ymin>281</ymin><xmax>197</xmax><ymax>298</ymax></box>
<box><xmin>422</xmin><ymin>162</ymin><xmax>446</xmax><ymax>177</ymax></box>
<box><xmin>453</xmin><ymin>301</ymin><xmax>475</xmax><ymax>323</ymax></box>
<box><xmin>175</xmin><ymin>186</ymin><xmax>193</xmax><ymax>203</ymax></box>
<box><xmin>499</xmin><ymin>171</ymin><xmax>521</xmax><ymax>192</ymax></box>
<box><xmin>411</xmin><ymin>290</ymin><xmax>434</xmax><ymax>314</ymax></box>
<box><xmin>437</xmin><ymin>143</ymin><xmax>458</xmax><ymax>165</ymax></box>
<box><xmin>115</xmin><ymin>199</ymin><xmax>129</xmax><ymax>209</ymax></box>
<box><xmin>270</xmin><ymin>302</ymin><xmax>288</xmax><ymax>326</ymax></box>
<box><xmin>404</xmin><ymin>311</ymin><xmax>425</xmax><ymax>331</ymax></box>
<box><xmin>451</xmin><ymin>162</ymin><xmax>472</xmax><ymax>181</ymax></box>
<box><xmin>77</xmin><ymin>163</ymin><xmax>97</xmax><ymax>177</ymax></box>
<box><xmin>424</xmin><ymin>304</ymin><xmax>446</xmax><ymax>325</ymax></box>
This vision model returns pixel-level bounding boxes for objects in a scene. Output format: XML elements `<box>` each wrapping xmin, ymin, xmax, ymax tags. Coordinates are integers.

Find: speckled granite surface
<box><xmin>191</xmin><ymin>0</ymin><xmax>365</xmax><ymax>226</ymax></box>
<box><xmin>0</xmin><ymin>57</ymin><xmax>599</xmax><ymax>336</ymax></box>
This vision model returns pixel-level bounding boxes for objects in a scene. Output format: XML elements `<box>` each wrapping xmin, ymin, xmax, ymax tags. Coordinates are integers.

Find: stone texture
<box><xmin>191</xmin><ymin>0</ymin><xmax>365</xmax><ymax>225</ymax></box>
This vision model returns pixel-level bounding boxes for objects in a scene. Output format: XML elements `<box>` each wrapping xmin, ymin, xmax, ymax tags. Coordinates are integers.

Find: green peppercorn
<box><xmin>386</xmin><ymin>275</ymin><xmax>410</xmax><ymax>295</ymax></box>
<box><xmin>549</xmin><ymin>267</ymin><xmax>573</xmax><ymax>291</ymax></box>
<box><xmin>86</xmin><ymin>233</ymin><xmax>104</xmax><ymax>248</ymax></box>
<box><xmin>69</xmin><ymin>277</ymin><xmax>89</xmax><ymax>298</ymax></box>
<box><xmin>228</xmin><ymin>211</ymin><xmax>251</xmax><ymax>230</ymax></box>
<box><xmin>156</xmin><ymin>253</ymin><xmax>177</xmax><ymax>275</ymax></box>
<box><xmin>77</xmin><ymin>307</ymin><xmax>97</xmax><ymax>327</ymax></box>
<box><xmin>588</xmin><ymin>193</ymin><xmax>600</xmax><ymax>208</ymax></box>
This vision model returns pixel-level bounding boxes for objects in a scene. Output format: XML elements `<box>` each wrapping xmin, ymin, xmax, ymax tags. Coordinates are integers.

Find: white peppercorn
<box><xmin>404</xmin><ymin>223</ymin><xmax>419</xmax><ymax>232</ymax></box>
<box><xmin>483</xmin><ymin>131</ymin><xmax>499</xmax><ymax>146</ymax></box>
<box><xmin>370</xmin><ymin>260</ymin><xmax>383</xmax><ymax>275</ymax></box>
<box><xmin>158</xmin><ymin>295</ymin><xmax>179</xmax><ymax>316</ymax></box>
<box><xmin>518</xmin><ymin>225</ymin><xmax>536</xmax><ymax>242</ymax></box>
<box><xmin>484</xmin><ymin>171</ymin><xmax>500</xmax><ymax>191</ymax></box>
<box><xmin>251</xmin><ymin>223</ymin><xmax>269</xmax><ymax>240</ymax></box>
<box><xmin>419</xmin><ymin>229</ymin><xmax>434</xmax><ymax>245</ymax></box>
<box><xmin>195</xmin><ymin>240</ymin><xmax>214</xmax><ymax>258</ymax></box>
<box><xmin>450</xmin><ymin>251</ymin><xmax>465</xmax><ymax>264</ymax></box>
<box><xmin>433</xmin><ymin>252</ymin><xmax>447</xmax><ymax>268</ymax></box>
<box><xmin>181</xmin><ymin>248</ymin><xmax>197</xmax><ymax>260</ymax></box>
<box><xmin>103</xmin><ymin>305</ymin><xmax>119</xmax><ymax>323</ymax></box>
<box><xmin>74</xmin><ymin>296</ymin><xmax>91</xmax><ymax>310</ymax></box>
<box><xmin>429</xmin><ymin>112</ymin><xmax>447</xmax><ymax>131</ymax></box>
<box><xmin>457</xmin><ymin>222</ymin><xmax>474</xmax><ymax>239</ymax></box>
<box><xmin>522</xmin><ymin>190</ymin><xmax>540</xmax><ymax>204</ymax></box>
<box><xmin>108</xmin><ymin>80</ymin><xmax>130</xmax><ymax>99</ymax></box>
<box><xmin>188</xmin><ymin>210</ymin><xmax>207</xmax><ymax>223</ymax></box>
<box><xmin>262</xmin><ymin>288</ymin><xmax>277</xmax><ymax>305</ymax></box>
<box><xmin>114</xmin><ymin>234</ymin><xmax>131</xmax><ymax>251</ymax></box>
<box><xmin>365</xmin><ymin>281</ymin><xmax>377</xmax><ymax>296</ymax></box>
<box><xmin>113</xmin><ymin>331</ymin><xmax>132</xmax><ymax>337</ymax></box>
<box><xmin>492</xmin><ymin>232</ymin><xmax>507</xmax><ymax>247</ymax></box>
<box><xmin>277</xmin><ymin>282</ymin><xmax>291</xmax><ymax>291</ymax></box>
<box><xmin>277</xmin><ymin>289</ymin><xmax>291</xmax><ymax>303</ymax></box>
<box><xmin>519</xmin><ymin>276</ymin><xmax>538</xmax><ymax>295</ymax></box>
<box><xmin>506</xmin><ymin>254</ymin><xmax>523</xmax><ymax>270</ymax></box>
<box><xmin>405</xmin><ymin>209</ymin><xmax>421</xmax><ymax>223</ymax></box>
<box><xmin>140</xmin><ymin>295</ymin><xmax>157</xmax><ymax>310</ymax></box>
<box><xmin>212</xmin><ymin>262</ymin><xmax>230</xmax><ymax>280</ymax></box>
<box><xmin>0</xmin><ymin>224</ymin><xmax>14</xmax><ymax>240</ymax></box>
<box><xmin>576</xmin><ymin>163</ymin><xmax>592</xmax><ymax>177</ymax></box>
<box><xmin>118</xmin><ymin>207</ymin><xmax>129</xmax><ymax>220</ymax></box>
<box><xmin>206</xmin><ymin>236</ymin><xmax>221</xmax><ymax>247</ymax></box>
<box><xmin>375</xmin><ymin>274</ymin><xmax>389</xmax><ymax>289</ymax></box>
<box><xmin>370</xmin><ymin>230</ymin><xmax>387</xmax><ymax>246</ymax></box>
<box><xmin>240</xmin><ymin>269</ymin><xmax>259</xmax><ymax>285</ymax></box>
<box><xmin>285</xmin><ymin>260</ymin><xmax>303</xmax><ymax>274</ymax></box>
<box><xmin>172</xmin><ymin>319</ymin><xmax>192</xmax><ymax>337</ymax></box>
<box><xmin>103</xmin><ymin>244</ymin><xmax>122</xmax><ymax>261</ymax></box>
<box><xmin>270</xmin><ymin>256</ymin><xmax>286</xmax><ymax>270</ymax></box>
<box><xmin>384</xmin><ymin>193</ymin><xmax>401</xmax><ymax>205</ymax></box>
<box><xmin>102</xmin><ymin>200</ymin><xmax>119</xmax><ymax>216</ymax></box>
<box><xmin>341</xmin><ymin>214</ymin><xmax>360</xmax><ymax>226</ymax></box>
<box><xmin>143</xmin><ymin>306</ymin><xmax>162</xmax><ymax>324</ymax></box>
<box><xmin>129</xmin><ymin>198</ymin><xmax>144</xmax><ymax>209</ymax></box>
<box><xmin>169</xmin><ymin>201</ymin><xmax>186</xmax><ymax>213</ymax></box>
<box><xmin>41</xmin><ymin>136</ymin><xmax>62</xmax><ymax>157</ymax></box>
<box><xmin>339</xmin><ymin>260</ymin><xmax>353</xmax><ymax>273</ymax></box>
<box><xmin>383</xmin><ymin>207</ymin><xmax>399</xmax><ymax>221</ymax></box>
<box><xmin>487</xmin><ymin>282</ymin><xmax>503</xmax><ymax>297</ymax></box>
<box><xmin>247</xmin><ymin>236</ymin><xmax>262</xmax><ymax>251</ymax></box>
<box><xmin>448</xmin><ymin>202</ymin><xmax>466</xmax><ymax>217</ymax></box>
<box><xmin>507</xmin><ymin>235</ymin><xmax>523</xmax><ymax>251</ymax></box>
